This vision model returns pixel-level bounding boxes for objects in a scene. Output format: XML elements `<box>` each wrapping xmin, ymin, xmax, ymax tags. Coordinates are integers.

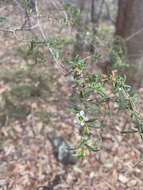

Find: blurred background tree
<box><xmin>116</xmin><ymin>0</ymin><xmax>143</xmax><ymax>87</ymax></box>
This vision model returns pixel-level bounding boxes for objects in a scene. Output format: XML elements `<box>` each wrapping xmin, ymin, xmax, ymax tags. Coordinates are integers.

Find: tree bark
<box><xmin>73</xmin><ymin>0</ymin><xmax>97</xmax><ymax>57</ymax></box>
<box><xmin>116</xmin><ymin>0</ymin><xmax>143</xmax><ymax>87</ymax></box>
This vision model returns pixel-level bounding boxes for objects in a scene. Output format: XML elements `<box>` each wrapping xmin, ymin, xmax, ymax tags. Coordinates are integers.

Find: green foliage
<box><xmin>68</xmin><ymin>54</ymin><xmax>142</xmax><ymax>157</ymax></box>
<box><xmin>18</xmin><ymin>36</ymin><xmax>74</xmax><ymax>64</ymax></box>
<box><xmin>110</xmin><ymin>37</ymin><xmax>129</xmax><ymax>69</ymax></box>
<box><xmin>0</xmin><ymin>16</ymin><xmax>7</xmax><ymax>23</ymax></box>
<box><xmin>64</xmin><ymin>3</ymin><xmax>81</xmax><ymax>26</ymax></box>
<box><xmin>23</xmin><ymin>0</ymin><xmax>35</xmax><ymax>14</ymax></box>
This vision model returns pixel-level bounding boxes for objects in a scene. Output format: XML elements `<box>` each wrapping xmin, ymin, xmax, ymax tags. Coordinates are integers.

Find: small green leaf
<box><xmin>0</xmin><ymin>16</ymin><xmax>7</xmax><ymax>23</ymax></box>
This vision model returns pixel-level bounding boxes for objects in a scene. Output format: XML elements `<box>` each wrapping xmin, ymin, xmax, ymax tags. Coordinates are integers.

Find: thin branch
<box><xmin>125</xmin><ymin>27</ymin><xmax>143</xmax><ymax>42</ymax></box>
<box><xmin>34</xmin><ymin>0</ymin><xmax>67</xmax><ymax>74</ymax></box>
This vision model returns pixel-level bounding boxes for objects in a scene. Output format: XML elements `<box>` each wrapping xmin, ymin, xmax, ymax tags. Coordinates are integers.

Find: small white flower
<box><xmin>74</xmin><ymin>110</ymin><xmax>89</xmax><ymax>128</ymax></box>
<box><xmin>79</xmin><ymin>110</ymin><xmax>85</xmax><ymax>117</ymax></box>
<box><xmin>80</xmin><ymin>121</ymin><xmax>85</xmax><ymax>126</ymax></box>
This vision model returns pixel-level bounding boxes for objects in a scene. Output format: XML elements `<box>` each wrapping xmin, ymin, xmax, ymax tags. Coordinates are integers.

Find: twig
<box><xmin>126</xmin><ymin>27</ymin><xmax>143</xmax><ymax>42</ymax></box>
<box><xmin>133</xmin><ymin>159</ymin><xmax>143</xmax><ymax>167</ymax></box>
<box><xmin>121</xmin><ymin>130</ymin><xmax>139</xmax><ymax>134</ymax></box>
<box><xmin>35</xmin><ymin>0</ymin><xmax>67</xmax><ymax>74</ymax></box>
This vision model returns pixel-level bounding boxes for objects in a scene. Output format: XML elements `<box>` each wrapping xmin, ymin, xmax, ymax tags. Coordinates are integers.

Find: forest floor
<box><xmin>0</xmin><ymin>2</ymin><xmax>143</xmax><ymax>190</ymax></box>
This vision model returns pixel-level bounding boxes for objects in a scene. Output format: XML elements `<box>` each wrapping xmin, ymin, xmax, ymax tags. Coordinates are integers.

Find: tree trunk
<box><xmin>73</xmin><ymin>0</ymin><xmax>98</xmax><ymax>57</ymax></box>
<box><xmin>73</xmin><ymin>0</ymin><xmax>86</xmax><ymax>57</ymax></box>
<box><xmin>116</xmin><ymin>0</ymin><xmax>143</xmax><ymax>87</ymax></box>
